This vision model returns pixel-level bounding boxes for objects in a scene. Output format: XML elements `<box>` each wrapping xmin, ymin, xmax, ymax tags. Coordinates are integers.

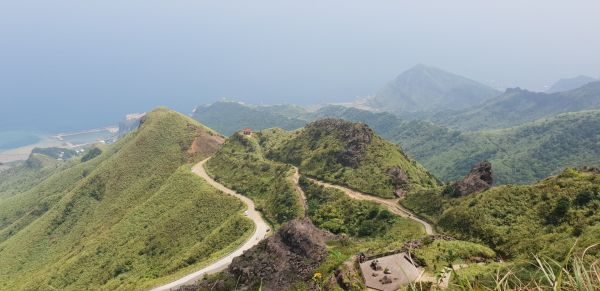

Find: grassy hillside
<box><xmin>193</xmin><ymin>101</ymin><xmax>307</xmax><ymax>136</ymax></box>
<box><xmin>403</xmin><ymin>168</ymin><xmax>600</xmax><ymax>260</ymax></box>
<box><xmin>0</xmin><ymin>151</ymin><xmax>114</xmax><ymax>244</ymax></box>
<box><xmin>205</xmin><ymin>131</ymin><xmax>304</xmax><ymax>227</ymax></box>
<box><xmin>0</xmin><ymin>108</ymin><xmax>254</xmax><ymax>290</ymax></box>
<box><xmin>267</xmin><ymin>119</ymin><xmax>439</xmax><ymax>198</ymax></box>
<box><xmin>300</xmin><ymin>176</ymin><xmax>423</xmax><ymax>240</ymax></box>
<box><xmin>0</xmin><ymin>154</ymin><xmax>63</xmax><ymax>200</ymax></box>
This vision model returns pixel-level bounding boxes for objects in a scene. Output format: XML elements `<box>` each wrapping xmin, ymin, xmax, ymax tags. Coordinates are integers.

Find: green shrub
<box><xmin>81</xmin><ymin>147</ymin><xmax>102</xmax><ymax>162</ymax></box>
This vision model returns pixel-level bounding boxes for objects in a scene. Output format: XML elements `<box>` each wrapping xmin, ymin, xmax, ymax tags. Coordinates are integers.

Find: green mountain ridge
<box><xmin>312</xmin><ymin>106</ymin><xmax>600</xmax><ymax>184</ymax></box>
<box><xmin>266</xmin><ymin>118</ymin><xmax>440</xmax><ymax>198</ymax></box>
<box><xmin>0</xmin><ymin>108</ymin><xmax>253</xmax><ymax>290</ymax></box>
<box><xmin>547</xmin><ymin>75</ymin><xmax>597</xmax><ymax>93</ymax></box>
<box><xmin>436</xmin><ymin>81</ymin><xmax>600</xmax><ymax>130</ymax></box>
<box><xmin>192</xmin><ymin>102</ymin><xmax>600</xmax><ymax>185</ymax></box>
<box><xmin>193</xmin><ymin>101</ymin><xmax>307</xmax><ymax>136</ymax></box>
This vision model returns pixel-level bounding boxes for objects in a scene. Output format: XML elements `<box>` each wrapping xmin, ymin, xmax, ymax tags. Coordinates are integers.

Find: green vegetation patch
<box><xmin>267</xmin><ymin>119</ymin><xmax>439</xmax><ymax>198</ymax></box>
<box><xmin>404</xmin><ymin>168</ymin><xmax>600</xmax><ymax>260</ymax></box>
<box><xmin>192</xmin><ymin>101</ymin><xmax>306</xmax><ymax>136</ymax></box>
<box><xmin>413</xmin><ymin>239</ymin><xmax>496</xmax><ymax>273</ymax></box>
<box><xmin>206</xmin><ymin>132</ymin><xmax>303</xmax><ymax>227</ymax></box>
<box><xmin>301</xmin><ymin>176</ymin><xmax>423</xmax><ymax>239</ymax></box>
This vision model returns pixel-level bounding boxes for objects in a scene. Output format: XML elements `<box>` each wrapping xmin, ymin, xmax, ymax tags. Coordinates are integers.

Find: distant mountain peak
<box><xmin>547</xmin><ymin>75</ymin><xmax>597</xmax><ymax>93</ymax></box>
<box><xmin>410</xmin><ymin>63</ymin><xmax>430</xmax><ymax>70</ymax></box>
<box><xmin>367</xmin><ymin>65</ymin><xmax>500</xmax><ymax>113</ymax></box>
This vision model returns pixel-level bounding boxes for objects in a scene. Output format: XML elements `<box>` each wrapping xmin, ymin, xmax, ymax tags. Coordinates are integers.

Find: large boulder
<box><xmin>227</xmin><ymin>219</ymin><xmax>335</xmax><ymax>290</ymax></box>
<box><xmin>387</xmin><ymin>166</ymin><xmax>410</xmax><ymax>197</ymax></box>
<box><xmin>451</xmin><ymin>161</ymin><xmax>492</xmax><ymax>196</ymax></box>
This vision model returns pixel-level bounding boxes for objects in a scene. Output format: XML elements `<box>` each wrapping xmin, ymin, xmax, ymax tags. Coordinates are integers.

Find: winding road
<box><xmin>150</xmin><ymin>158</ymin><xmax>269</xmax><ymax>291</ymax></box>
<box><xmin>151</xmin><ymin>160</ymin><xmax>432</xmax><ymax>290</ymax></box>
<box><xmin>305</xmin><ymin>178</ymin><xmax>435</xmax><ymax>235</ymax></box>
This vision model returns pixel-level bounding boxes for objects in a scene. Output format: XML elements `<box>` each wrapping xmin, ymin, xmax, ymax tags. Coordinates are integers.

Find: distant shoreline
<box><xmin>0</xmin><ymin>127</ymin><xmax>117</xmax><ymax>164</ymax></box>
<box><xmin>0</xmin><ymin>135</ymin><xmax>64</xmax><ymax>164</ymax></box>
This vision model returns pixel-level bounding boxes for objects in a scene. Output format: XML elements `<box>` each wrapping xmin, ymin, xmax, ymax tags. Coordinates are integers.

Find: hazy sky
<box><xmin>1</xmin><ymin>1</ymin><xmax>599</xmax><ymax>131</ymax></box>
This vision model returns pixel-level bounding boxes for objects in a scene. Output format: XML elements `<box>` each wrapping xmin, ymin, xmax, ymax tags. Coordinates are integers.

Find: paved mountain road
<box><xmin>306</xmin><ymin>178</ymin><xmax>435</xmax><ymax>235</ymax></box>
<box><xmin>149</xmin><ymin>158</ymin><xmax>269</xmax><ymax>291</ymax></box>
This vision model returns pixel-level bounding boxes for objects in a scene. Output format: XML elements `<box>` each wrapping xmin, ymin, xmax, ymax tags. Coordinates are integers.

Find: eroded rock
<box><xmin>227</xmin><ymin>218</ymin><xmax>335</xmax><ymax>291</ymax></box>
<box><xmin>451</xmin><ymin>161</ymin><xmax>493</xmax><ymax>196</ymax></box>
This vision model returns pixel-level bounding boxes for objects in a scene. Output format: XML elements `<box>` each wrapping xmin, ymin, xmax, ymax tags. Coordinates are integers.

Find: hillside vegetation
<box><xmin>205</xmin><ymin>131</ymin><xmax>304</xmax><ymax>227</ymax></box>
<box><xmin>403</xmin><ymin>168</ymin><xmax>600</xmax><ymax>260</ymax></box>
<box><xmin>267</xmin><ymin>119</ymin><xmax>439</xmax><ymax>198</ymax></box>
<box><xmin>0</xmin><ymin>154</ymin><xmax>63</xmax><ymax>200</ymax></box>
<box><xmin>435</xmin><ymin>81</ymin><xmax>600</xmax><ymax>131</ymax></box>
<box><xmin>193</xmin><ymin>101</ymin><xmax>306</xmax><ymax>136</ymax></box>
<box><xmin>0</xmin><ymin>108</ymin><xmax>254</xmax><ymax>290</ymax></box>
<box><xmin>300</xmin><ymin>176</ymin><xmax>423</xmax><ymax>241</ymax></box>
<box><xmin>310</xmin><ymin>106</ymin><xmax>600</xmax><ymax>184</ymax></box>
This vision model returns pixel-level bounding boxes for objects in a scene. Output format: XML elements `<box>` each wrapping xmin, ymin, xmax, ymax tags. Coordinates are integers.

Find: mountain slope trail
<box><xmin>150</xmin><ymin>158</ymin><xmax>269</xmax><ymax>291</ymax></box>
<box><xmin>290</xmin><ymin>166</ymin><xmax>308</xmax><ymax>215</ymax></box>
<box><xmin>306</xmin><ymin>177</ymin><xmax>435</xmax><ymax>235</ymax></box>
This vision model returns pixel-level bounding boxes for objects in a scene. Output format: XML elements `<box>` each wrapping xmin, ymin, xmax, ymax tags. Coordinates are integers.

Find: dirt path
<box><xmin>150</xmin><ymin>158</ymin><xmax>270</xmax><ymax>291</ymax></box>
<box><xmin>306</xmin><ymin>178</ymin><xmax>435</xmax><ymax>235</ymax></box>
<box><xmin>290</xmin><ymin>166</ymin><xmax>308</xmax><ymax>215</ymax></box>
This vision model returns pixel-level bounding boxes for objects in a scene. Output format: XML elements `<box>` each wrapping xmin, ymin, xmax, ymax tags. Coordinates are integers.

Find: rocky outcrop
<box><xmin>387</xmin><ymin>166</ymin><xmax>409</xmax><ymax>197</ymax></box>
<box><xmin>580</xmin><ymin>166</ymin><xmax>600</xmax><ymax>174</ymax></box>
<box><xmin>305</xmin><ymin>119</ymin><xmax>373</xmax><ymax>168</ymax></box>
<box><xmin>223</xmin><ymin>219</ymin><xmax>334</xmax><ymax>290</ymax></box>
<box><xmin>187</xmin><ymin>128</ymin><xmax>225</xmax><ymax>158</ymax></box>
<box><xmin>451</xmin><ymin>161</ymin><xmax>492</xmax><ymax>196</ymax></box>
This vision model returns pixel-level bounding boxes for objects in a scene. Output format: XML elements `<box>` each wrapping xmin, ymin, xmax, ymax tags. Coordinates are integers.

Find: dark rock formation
<box><xmin>451</xmin><ymin>161</ymin><xmax>493</xmax><ymax>196</ymax></box>
<box><xmin>379</xmin><ymin>275</ymin><xmax>392</xmax><ymax>284</ymax></box>
<box><xmin>387</xmin><ymin>166</ymin><xmax>410</xmax><ymax>197</ymax></box>
<box><xmin>333</xmin><ymin>259</ymin><xmax>361</xmax><ymax>290</ymax></box>
<box><xmin>580</xmin><ymin>166</ymin><xmax>600</xmax><ymax>174</ymax></box>
<box><xmin>203</xmin><ymin>218</ymin><xmax>335</xmax><ymax>291</ymax></box>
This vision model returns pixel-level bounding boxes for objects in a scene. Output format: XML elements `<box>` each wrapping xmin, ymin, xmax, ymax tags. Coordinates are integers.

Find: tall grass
<box><xmin>407</xmin><ymin>243</ymin><xmax>599</xmax><ymax>290</ymax></box>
